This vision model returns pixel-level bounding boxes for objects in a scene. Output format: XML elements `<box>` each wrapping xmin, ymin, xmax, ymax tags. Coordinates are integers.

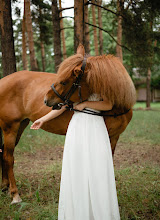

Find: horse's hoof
<box><xmin>11</xmin><ymin>194</ymin><xmax>22</xmax><ymax>204</ymax></box>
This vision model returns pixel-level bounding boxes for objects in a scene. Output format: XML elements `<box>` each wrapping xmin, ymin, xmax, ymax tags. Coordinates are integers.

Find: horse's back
<box><xmin>0</xmin><ymin>71</ymin><xmax>56</xmax><ymax>122</ymax></box>
<box><xmin>0</xmin><ymin>70</ymin><xmax>56</xmax><ymax>92</ymax></box>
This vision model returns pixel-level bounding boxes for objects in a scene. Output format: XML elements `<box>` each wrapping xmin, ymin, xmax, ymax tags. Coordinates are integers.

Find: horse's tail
<box><xmin>0</xmin><ymin>127</ymin><xmax>3</xmax><ymax>186</ymax></box>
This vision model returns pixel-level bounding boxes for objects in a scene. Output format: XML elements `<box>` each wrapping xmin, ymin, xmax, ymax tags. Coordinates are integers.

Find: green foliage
<box><xmin>151</xmin><ymin>75</ymin><xmax>160</xmax><ymax>89</ymax></box>
<box><xmin>1</xmin><ymin>0</ymin><xmax>159</xmax><ymax>81</ymax></box>
<box><xmin>122</xmin><ymin>0</ymin><xmax>160</xmax><ymax>73</ymax></box>
<box><xmin>88</xmin><ymin>1</ymin><xmax>117</xmax><ymax>56</ymax></box>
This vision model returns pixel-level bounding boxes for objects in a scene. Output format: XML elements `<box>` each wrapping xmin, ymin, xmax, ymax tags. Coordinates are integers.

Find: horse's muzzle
<box><xmin>44</xmin><ymin>97</ymin><xmax>54</xmax><ymax>107</ymax></box>
<box><xmin>44</xmin><ymin>97</ymin><xmax>60</xmax><ymax>109</ymax></box>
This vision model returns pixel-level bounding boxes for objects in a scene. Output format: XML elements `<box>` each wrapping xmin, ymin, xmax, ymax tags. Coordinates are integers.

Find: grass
<box><xmin>133</xmin><ymin>102</ymin><xmax>160</xmax><ymax>110</ymax></box>
<box><xmin>120</xmin><ymin>110</ymin><xmax>160</xmax><ymax>145</ymax></box>
<box><xmin>0</xmin><ymin>102</ymin><xmax>160</xmax><ymax>219</ymax></box>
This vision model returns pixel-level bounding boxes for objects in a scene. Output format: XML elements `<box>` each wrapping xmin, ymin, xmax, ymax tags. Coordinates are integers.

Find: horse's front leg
<box><xmin>1</xmin><ymin>144</ymin><xmax>9</xmax><ymax>191</ymax></box>
<box><xmin>2</xmin><ymin>122</ymin><xmax>22</xmax><ymax>204</ymax></box>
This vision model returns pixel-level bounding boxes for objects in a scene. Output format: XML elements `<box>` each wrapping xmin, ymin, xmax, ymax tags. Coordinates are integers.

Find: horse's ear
<box><xmin>73</xmin><ymin>66</ymin><xmax>83</xmax><ymax>77</ymax></box>
<box><xmin>73</xmin><ymin>61</ymin><xmax>90</xmax><ymax>77</ymax></box>
<box><xmin>76</xmin><ymin>44</ymin><xmax>85</xmax><ymax>56</ymax></box>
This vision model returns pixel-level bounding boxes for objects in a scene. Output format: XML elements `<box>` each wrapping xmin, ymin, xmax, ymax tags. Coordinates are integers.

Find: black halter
<box><xmin>51</xmin><ymin>58</ymin><xmax>87</xmax><ymax>109</ymax></box>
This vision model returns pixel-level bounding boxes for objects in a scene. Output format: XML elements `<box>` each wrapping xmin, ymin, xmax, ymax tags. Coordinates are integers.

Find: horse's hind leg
<box><xmin>2</xmin><ymin>122</ymin><xmax>22</xmax><ymax>204</ymax></box>
<box><xmin>1</xmin><ymin>142</ymin><xmax>9</xmax><ymax>192</ymax></box>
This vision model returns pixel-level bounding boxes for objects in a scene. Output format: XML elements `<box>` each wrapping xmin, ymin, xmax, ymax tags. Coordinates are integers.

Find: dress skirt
<box><xmin>58</xmin><ymin>111</ymin><xmax>120</xmax><ymax>220</ymax></box>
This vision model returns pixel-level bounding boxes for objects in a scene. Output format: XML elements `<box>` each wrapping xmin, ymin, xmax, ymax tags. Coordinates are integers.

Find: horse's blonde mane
<box><xmin>57</xmin><ymin>54</ymin><xmax>136</xmax><ymax>109</ymax></box>
<box><xmin>57</xmin><ymin>54</ymin><xmax>83</xmax><ymax>81</ymax></box>
<box><xmin>87</xmin><ymin>55</ymin><xmax>136</xmax><ymax>109</ymax></box>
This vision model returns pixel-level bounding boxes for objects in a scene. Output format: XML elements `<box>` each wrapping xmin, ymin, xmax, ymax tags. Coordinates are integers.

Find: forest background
<box><xmin>0</xmin><ymin>0</ymin><xmax>160</xmax><ymax>108</ymax></box>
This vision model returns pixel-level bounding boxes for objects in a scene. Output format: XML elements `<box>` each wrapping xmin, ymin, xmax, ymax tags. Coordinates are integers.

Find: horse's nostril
<box><xmin>44</xmin><ymin>99</ymin><xmax>47</xmax><ymax>105</ymax></box>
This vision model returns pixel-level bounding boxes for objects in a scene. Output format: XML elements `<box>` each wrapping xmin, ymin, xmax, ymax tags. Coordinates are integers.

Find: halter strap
<box><xmin>81</xmin><ymin>57</ymin><xmax>87</xmax><ymax>73</ymax></box>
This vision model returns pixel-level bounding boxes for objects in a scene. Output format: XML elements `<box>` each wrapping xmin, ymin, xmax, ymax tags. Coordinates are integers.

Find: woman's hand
<box><xmin>30</xmin><ymin>105</ymin><xmax>68</xmax><ymax>130</ymax></box>
<box><xmin>74</xmin><ymin>102</ymin><xmax>86</xmax><ymax>111</ymax></box>
<box><xmin>30</xmin><ymin>119</ymin><xmax>44</xmax><ymax>130</ymax></box>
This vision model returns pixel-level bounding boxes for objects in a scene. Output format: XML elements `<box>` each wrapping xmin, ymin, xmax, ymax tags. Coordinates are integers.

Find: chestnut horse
<box><xmin>0</xmin><ymin>45</ymin><xmax>136</xmax><ymax>204</ymax></box>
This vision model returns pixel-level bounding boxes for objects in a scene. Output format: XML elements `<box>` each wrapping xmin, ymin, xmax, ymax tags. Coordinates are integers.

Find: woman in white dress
<box><xmin>31</xmin><ymin>93</ymin><xmax>120</xmax><ymax>220</ymax></box>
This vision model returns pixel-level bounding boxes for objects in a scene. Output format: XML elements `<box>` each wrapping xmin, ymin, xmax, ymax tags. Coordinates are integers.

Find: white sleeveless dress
<box><xmin>58</xmin><ymin>94</ymin><xmax>120</xmax><ymax>220</ymax></box>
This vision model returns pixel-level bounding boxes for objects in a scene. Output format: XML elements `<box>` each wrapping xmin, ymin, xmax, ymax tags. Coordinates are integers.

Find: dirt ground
<box><xmin>15</xmin><ymin>142</ymin><xmax>160</xmax><ymax>177</ymax></box>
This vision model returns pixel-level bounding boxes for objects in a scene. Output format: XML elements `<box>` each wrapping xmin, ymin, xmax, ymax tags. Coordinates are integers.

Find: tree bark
<box><xmin>91</xmin><ymin>0</ymin><xmax>99</xmax><ymax>56</ymax></box>
<box><xmin>59</xmin><ymin>0</ymin><xmax>67</xmax><ymax>60</ymax></box>
<box><xmin>146</xmin><ymin>67</ymin><xmax>151</xmax><ymax>109</ymax></box>
<box><xmin>74</xmin><ymin>0</ymin><xmax>84</xmax><ymax>52</ymax></box>
<box><xmin>0</xmin><ymin>0</ymin><xmax>16</xmax><ymax>76</ymax></box>
<box><xmin>24</xmin><ymin>0</ymin><xmax>38</xmax><ymax>71</ymax></box>
<box><xmin>39</xmin><ymin>7</ymin><xmax>46</xmax><ymax>72</ymax></box>
<box><xmin>52</xmin><ymin>0</ymin><xmax>62</xmax><ymax>71</ymax></box>
<box><xmin>84</xmin><ymin>0</ymin><xmax>90</xmax><ymax>54</ymax></box>
<box><xmin>40</xmin><ymin>41</ymin><xmax>45</xmax><ymax>72</ymax></box>
<box><xmin>146</xmin><ymin>21</ymin><xmax>153</xmax><ymax>109</ymax></box>
<box><xmin>116</xmin><ymin>0</ymin><xmax>123</xmax><ymax>62</ymax></box>
<box><xmin>22</xmin><ymin>15</ymin><xmax>28</xmax><ymax>70</ymax></box>
<box><xmin>98</xmin><ymin>0</ymin><xmax>103</xmax><ymax>54</ymax></box>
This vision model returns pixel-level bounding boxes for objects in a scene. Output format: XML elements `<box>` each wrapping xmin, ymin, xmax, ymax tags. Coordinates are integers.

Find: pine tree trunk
<box><xmin>146</xmin><ymin>67</ymin><xmax>151</xmax><ymax>109</ymax></box>
<box><xmin>116</xmin><ymin>0</ymin><xmax>123</xmax><ymax>62</ymax></box>
<box><xmin>98</xmin><ymin>0</ymin><xmax>103</xmax><ymax>54</ymax></box>
<box><xmin>74</xmin><ymin>0</ymin><xmax>84</xmax><ymax>52</ymax></box>
<box><xmin>0</xmin><ymin>0</ymin><xmax>16</xmax><ymax>76</ymax></box>
<box><xmin>22</xmin><ymin>15</ymin><xmax>28</xmax><ymax>70</ymax></box>
<box><xmin>84</xmin><ymin>0</ymin><xmax>90</xmax><ymax>54</ymax></box>
<box><xmin>24</xmin><ymin>0</ymin><xmax>38</xmax><ymax>71</ymax></box>
<box><xmin>59</xmin><ymin>0</ymin><xmax>67</xmax><ymax>60</ymax></box>
<box><xmin>91</xmin><ymin>0</ymin><xmax>99</xmax><ymax>56</ymax></box>
<box><xmin>39</xmin><ymin>7</ymin><xmax>46</xmax><ymax>72</ymax></box>
<box><xmin>52</xmin><ymin>0</ymin><xmax>62</xmax><ymax>71</ymax></box>
<box><xmin>40</xmin><ymin>40</ymin><xmax>45</xmax><ymax>72</ymax></box>
<box><xmin>146</xmin><ymin>21</ymin><xmax>153</xmax><ymax>109</ymax></box>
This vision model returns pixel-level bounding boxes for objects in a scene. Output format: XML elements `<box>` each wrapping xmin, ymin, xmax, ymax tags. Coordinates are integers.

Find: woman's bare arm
<box><xmin>37</xmin><ymin>107</ymin><xmax>67</xmax><ymax>122</ymax></box>
<box><xmin>74</xmin><ymin>100</ymin><xmax>113</xmax><ymax>111</ymax></box>
<box><xmin>30</xmin><ymin>105</ymin><xmax>67</xmax><ymax>130</ymax></box>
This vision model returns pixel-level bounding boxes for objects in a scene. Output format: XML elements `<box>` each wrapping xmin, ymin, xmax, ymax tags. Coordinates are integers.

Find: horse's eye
<box><xmin>60</xmin><ymin>81</ymin><xmax>67</xmax><ymax>86</ymax></box>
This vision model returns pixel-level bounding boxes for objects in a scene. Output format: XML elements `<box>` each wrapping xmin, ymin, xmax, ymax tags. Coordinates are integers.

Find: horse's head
<box><xmin>44</xmin><ymin>44</ymin><xmax>91</xmax><ymax>108</ymax></box>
